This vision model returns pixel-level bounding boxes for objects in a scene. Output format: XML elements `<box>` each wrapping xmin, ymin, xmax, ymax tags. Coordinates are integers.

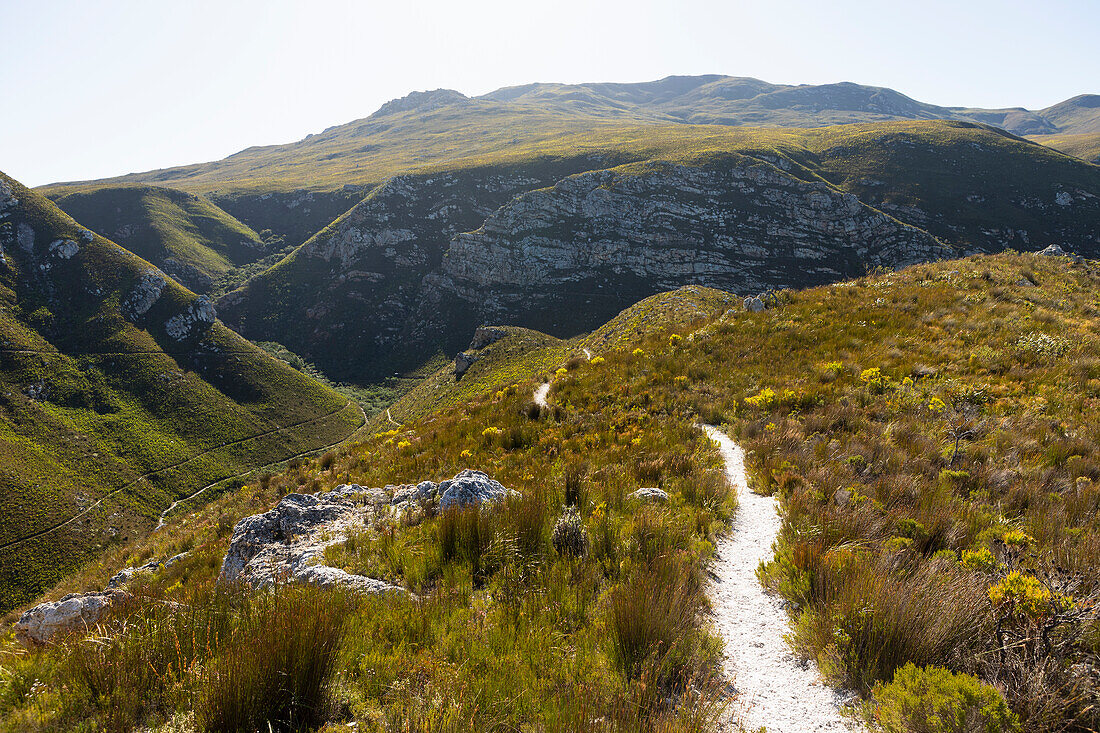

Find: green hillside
<box><xmin>47</xmin><ymin>185</ymin><xmax>274</xmax><ymax>294</ymax></box>
<box><xmin>37</xmin><ymin>76</ymin><xmax>1095</xmax><ymax>199</ymax></box>
<box><xmin>6</xmin><ymin>252</ymin><xmax>1098</xmax><ymax>731</ymax></box>
<box><xmin>216</xmin><ymin>119</ymin><xmax>1099</xmax><ymax>389</ymax></box>
<box><xmin>0</xmin><ymin>172</ymin><xmax>363</xmax><ymax>613</ymax></box>
<box><xmin>1029</xmin><ymin>131</ymin><xmax>1100</xmax><ymax>164</ymax></box>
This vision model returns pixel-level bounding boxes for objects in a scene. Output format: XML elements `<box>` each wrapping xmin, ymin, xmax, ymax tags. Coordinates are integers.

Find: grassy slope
<box><xmin>47</xmin><ymin>185</ymin><xmax>269</xmax><ymax>293</ymax></box>
<box><xmin>215</xmin><ymin>120</ymin><xmax>1098</xmax><ymax>393</ymax></box>
<box><xmin>37</xmin><ymin>77</ymin><xmax>1093</xmax><ymax>196</ymax></box>
<box><xmin>1029</xmin><ymin>131</ymin><xmax>1100</xmax><ymax>164</ymax></box>
<box><xmin>3</xmin><ymin>254</ymin><xmax>1099</xmax><ymax>730</ymax></box>
<box><xmin>0</xmin><ymin>173</ymin><xmax>362</xmax><ymax>613</ymax></box>
<box><xmin>381</xmin><ymin>286</ymin><xmax>738</xmax><ymax>426</ymax></box>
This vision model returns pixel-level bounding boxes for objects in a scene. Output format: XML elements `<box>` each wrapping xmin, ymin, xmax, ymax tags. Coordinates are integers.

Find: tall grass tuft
<box><xmin>196</xmin><ymin>586</ymin><xmax>356</xmax><ymax>733</ymax></box>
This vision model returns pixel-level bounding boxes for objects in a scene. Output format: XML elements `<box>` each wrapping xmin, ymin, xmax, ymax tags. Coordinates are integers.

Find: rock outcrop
<box><xmin>14</xmin><ymin>590</ymin><xmax>131</xmax><ymax>648</ymax></box>
<box><xmin>164</xmin><ymin>296</ymin><xmax>217</xmax><ymax>340</ymax></box>
<box><xmin>219</xmin><ymin>471</ymin><xmax>518</xmax><ymax>592</ymax></box>
<box><xmin>454</xmin><ymin>351</ymin><xmax>479</xmax><ymax>377</ymax></box>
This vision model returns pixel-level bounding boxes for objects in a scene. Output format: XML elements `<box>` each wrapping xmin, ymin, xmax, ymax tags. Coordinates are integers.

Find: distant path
<box><xmin>702</xmin><ymin>425</ymin><xmax>861</xmax><ymax>732</ymax></box>
<box><xmin>156</xmin><ymin>400</ymin><xmax>367</xmax><ymax>529</ymax></box>
<box><xmin>0</xmin><ymin>400</ymin><xmax>363</xmax><ymax>552</ymax></box>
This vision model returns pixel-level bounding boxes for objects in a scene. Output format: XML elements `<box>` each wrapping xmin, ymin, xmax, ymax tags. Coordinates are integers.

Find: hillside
<box><xmin>38</xmin><ymin>76</ymin><xmax>1097</xmax><ymax>200</ymax></box>
<box><xmin>5</xmin><ymin>251</ymin><xmax>1098</xmax><ymax>731</ymax></box>
<box><xmin>47</xmin><ymin>185</ymin><xmax>275</xmax><ymax>293</ymax></box>
<box><xmin>217</xmin><ymin>119</ymin><xmax>1100</xmax><ymax>386</ymax></box>
<box><xmin>0</xmin><ymin>172</ymin><xmax>363</xmax><ymax>613</ymax></box>
<box><xmin>380</xmin><ymin>286</ymin><xmax>737</xmax><ymax>426</ymax></box>
<box><xmin>1028</xmin><ymin>131</ymin><xmax>1100</xmax><ymax>164</ymax></box>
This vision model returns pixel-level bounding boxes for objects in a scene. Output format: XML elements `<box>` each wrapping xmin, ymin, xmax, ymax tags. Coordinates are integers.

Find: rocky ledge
<box><xmin>15</xmin><ymin>590</ymin><xmax>132</xmax><ymax>648</ymax></box>
<box><xmin>219</xmin><ymin>470</ymin><xmax>518</xmax><ymax>592</ymax></box>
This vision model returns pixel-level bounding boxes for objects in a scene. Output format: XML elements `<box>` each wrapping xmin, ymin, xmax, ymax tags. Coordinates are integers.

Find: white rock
<box><xmin>48</xmin><ymin>239</ymin><xmax>79</xmax><ymax>259</ymax></box>
<box><xmin>15</xmin><ymin>590</ymin><xmax>131</xmax><ymax>648</ymax></box>
<box><xmin>628</xmin><ymin>487</ymin><xmax>670</xmax><ymax>502</ymax></box>
<box><xmin>122</xmin><ymin>272</ymin><xmax>167</xmax><ymax>319</ymax></box>
<box><xmin>437</xmin><ymin>470</ymin><xmax>517</xmax><ymax>510</ymax></box>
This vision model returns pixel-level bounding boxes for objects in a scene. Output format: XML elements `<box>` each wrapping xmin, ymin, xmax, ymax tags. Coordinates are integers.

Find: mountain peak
<box><xmin>372</xmin><ymin>89</ymin><xmax>469</xmax><ymax>117</ymax></box>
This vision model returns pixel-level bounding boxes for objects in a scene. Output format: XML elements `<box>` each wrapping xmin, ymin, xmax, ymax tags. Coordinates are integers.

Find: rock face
<box><xmin>14</xmin><ymin>590</ymin><xmax>131</xmax><ymax>648</ymax></box>
<box><xmin>219</xmin><ymin>471</ymin><xmax>518</xmax><ymax>592</ymax></box>
<box><xmin>122</xmin><ymin>272</ymin><xmax>167</xmax><ymax>319</ymax></box>
<box><xmin>469</xmin><ymin>326</ymin><xmax>507</xmax><ymax>350</ymax></box>
<box><xmin>434</xmin><ymin>160</ymin><xmax>947</xmax><ymax>329</ymax></box>
<box><xmin>219</xmin><ymin>141</ymin><xmax>1099</xmax><ymax>385</ymax></box>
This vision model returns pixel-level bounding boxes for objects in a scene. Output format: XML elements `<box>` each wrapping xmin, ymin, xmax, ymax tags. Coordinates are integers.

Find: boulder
<box><xmin>220</xmin><ymin>492</ymin><xmax>355</xmax><ymax>582</ymax></box>
<box><xmin>391</xmin><ymin>481</ymin><xmax>437</xmax><ymax>505</ymax></box>
<box><xmin>469</xmin><ymin>326</ymin><xmax>507</xmax><ymax>350</ymax></box>
<box><xmin>1037</xmin><ymin>244</ymin><xmax>1067</xmax><ymax>257</ymax></box>
<box><xmin>106</xmin><ymin>558</ymin><xmax>163</xmax><ymax>589</ymax></box>
<box><xmin>219</xmin><ymin>471</ymin><xmax>517</xmax><ymax>592</ymax></box>
<box><xmin>437</xmin><ymin>470</ymin><xmax>518</xmax><ymax>510</ymax></box>
<box><xmin>454</xmin><ymin>351</ymin><xmax>480</xmax><ymax>377</ymax></box>
<box><xmin>628</xmin><ymin>487</ymin><xmax>670</xmax><ymax>503</ymax></box>
<box><xmin>744</xmin><ymin>296</ymin><xmax>765</xmax><ymax>313</ymax></box>
<box><xmin>15</xmin><ymin>590</ymin><xmax>131</xmax><ymax>648</ymax></box>
<box><xmin>48</xmin><ymin>239</ymin><xmax>79</xmax><ymax>259</ymax></box>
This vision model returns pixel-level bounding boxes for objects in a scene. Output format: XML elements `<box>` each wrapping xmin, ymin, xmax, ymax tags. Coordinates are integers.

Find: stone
<box><xmin>106</xmin><ymin>558</ymin><xmax>162</xmax><ymax>589</ymax></box>
<box><xmin>122</xmin><ymin>272</ymin><xmax>167</xmax><ymax>319</ymax></box>
<box><xmin>469</xmin><ymin>326</ymin><xmax>507</xmax><ymax>350</ymax></box>
<box><xmin>163</xmin><ymin>551</ymin><xmax>189</xmax><ymax>568</ymax></box>
<box><xmin>219</xmin><ymin>491</ymin><xmax>404</xmax><ymax>595</ymax></box>
<box><xmin>437</xmin><ymin>470</ymin><xmax>518</xmax><ymax>510</ymax></box>
<box><xmin>833</xmin><ymin>488</ymin><xmax>852</xmax><ymax>508</ymax></box>
<box><xmin>1037</xmin><ymin>244</ymin><xmax>1068</xmax><ymax>257</ymax></box>
<box><xmin>48</xmin><ymin>239</ymin><xmax>79</xmax><ymax>259</ymax></box>
<box><xmin>628</xmin><ymin>487</ymin><xmax>670</xmax><ymax>503</ymax></box>
<box><xmin>454</xmin><ymin>351</ymin><xmax>479</xmax><ymax>377</ymax></box>
<box><xmin>165</xmin><ymin>296</ymin><xmax>217</xmax><ymax>340</ymax></box>
<box><xmin>391</xmin><ymin>481</ymin><xmax>437</xmax><ymax>505</ymax></box>
<box><xmin>15</xmin><ymin>590</ymin><xmax>131</xmax><ymax>648</ymax></box>
<box><xmin>744</xmin><ymin>296</ymin><xmax>765</xmax><ymax>312</ymax></box>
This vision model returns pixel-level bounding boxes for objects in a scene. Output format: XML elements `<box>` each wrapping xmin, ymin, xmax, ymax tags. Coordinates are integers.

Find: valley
<box><xmin>1</xmin><ymin>70</ymin><xmax>1098</xmax><ymax>732</ymax></box>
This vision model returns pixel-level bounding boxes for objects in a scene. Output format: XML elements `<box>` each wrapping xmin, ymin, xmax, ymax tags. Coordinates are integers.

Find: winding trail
<box><xmin>702</xmin><ymin>425</ymin><xmax>860</xmax><ymax>733</ymax></box>
<box><xmin>0</xmin><ymin>400</ymin><xmax>364</xmax><ymax>551</ymax></box>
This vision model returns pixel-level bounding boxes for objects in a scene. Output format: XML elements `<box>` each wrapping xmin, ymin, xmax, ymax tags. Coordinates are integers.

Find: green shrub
<box><xmin>866</xmin><ymin>663</ymin><xmax>1020</xmax><ymax>733</ymax></box>
<box><xmin>197</xmin><ymin>587</ymin><xmax>356</xmax><ymax>733</ymax></box>
<box><xmin>551</xmin><ymin>506</ymin><xmax>589</xmax><ymax>558</ymax></box>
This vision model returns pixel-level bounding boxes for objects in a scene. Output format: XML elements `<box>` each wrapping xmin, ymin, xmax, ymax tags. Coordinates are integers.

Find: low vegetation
<box><xmin>3</xmin><ymin>251</ymin><xmax>1099</xmax><ymax>731</ymax></box>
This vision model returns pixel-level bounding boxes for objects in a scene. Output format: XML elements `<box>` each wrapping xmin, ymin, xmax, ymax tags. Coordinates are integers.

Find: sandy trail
<box><xmin>534</xmin><ymin>382</ymin><xmax>551</xmax><ymax>408</ymax></box>
<box><xmin>702</xmin><ymin>425</ymin><xmax>861</xmax><ymax>733</ymax></box>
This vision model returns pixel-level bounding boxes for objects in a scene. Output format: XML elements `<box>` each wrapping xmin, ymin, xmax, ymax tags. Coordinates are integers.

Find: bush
<box><xmin>866</xmin><ymin>663</ymin><xmax>1020</xmax><ymax>733</ymax></box>
<box><xmin>197</xmin><ymin>587</ymin><xmax>356</xmax><ymax>733</ymax></box>
<box><xmin>551</xmin><ymin>506</ymin><xmax>589</xmax><ymax>558</ymax></box>
<box><xmin>607</xmin><ymin>555</ymin><xmax>707</xmax><ymax>685</ymax></box>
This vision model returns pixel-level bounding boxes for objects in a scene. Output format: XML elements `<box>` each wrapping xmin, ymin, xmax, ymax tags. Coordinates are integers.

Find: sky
<box><xmin>2</xmin><ymin>0</ymin><xmax>1097</xmax><ymax>187</ymax></box>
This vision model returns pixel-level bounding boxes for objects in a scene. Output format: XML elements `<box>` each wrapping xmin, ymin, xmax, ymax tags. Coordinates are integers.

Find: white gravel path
<box><xmin>702</xmin><ymin>425</ymin><xmax>862</xmax><ymax>733</ymax></box>
<box><xmin>534</xmin><ymin>382</ymin><xmax>551</xmax><ymax>408</ymax></box>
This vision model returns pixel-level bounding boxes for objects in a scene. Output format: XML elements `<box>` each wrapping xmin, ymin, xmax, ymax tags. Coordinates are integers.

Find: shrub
<box><xmin>865</xmin><ymin>663</ymin><xmax>1020</xmax><ymax>733</ymax></box>
<box><xmin>197</xmin><ymin>587</ymin><xmax>356</xmax><ymax>733</ymax></box>
<box><xmin>551</xmin><ymin>506</ymin><xmax>589</xmax><ymax>558</ymax></box>
<box><xmin>607</xmin><ymin>555</ymin><xmax>706</xmax><ymax>684</ymax></box>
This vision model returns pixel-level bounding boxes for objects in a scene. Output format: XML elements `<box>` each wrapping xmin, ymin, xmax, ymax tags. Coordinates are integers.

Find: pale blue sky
<box><xmin>2</xmin><ymin>0</ymin><xmax>1097</xmax><ymax>187</ymax></box>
